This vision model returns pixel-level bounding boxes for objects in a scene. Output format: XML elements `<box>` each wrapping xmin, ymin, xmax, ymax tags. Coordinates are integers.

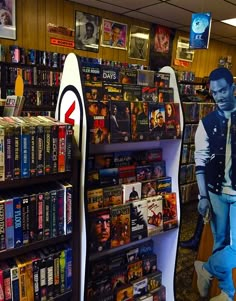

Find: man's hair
<box><xmin>86</xmin><ymin>22</ymin><xmax>94</xmax><ymax>31</ymax></box>
<box><xmin>112</xmin><ymin>23</ymin><xmax>122</xmax><ymax>31</ymax></box>
<box><xmin>209</xmin><ymin>67</ymin><xmax>233</xmax><ymax>86</ymax></box>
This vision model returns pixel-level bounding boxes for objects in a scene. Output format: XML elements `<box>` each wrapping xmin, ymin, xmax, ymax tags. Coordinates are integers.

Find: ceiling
<box><xmin>70</xmin><ymin>0</ymin><xmax>236</xmax><ymax>46</ymax></box>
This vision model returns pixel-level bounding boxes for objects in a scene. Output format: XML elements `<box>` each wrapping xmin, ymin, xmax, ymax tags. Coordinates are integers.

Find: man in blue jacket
<box><xmin>194</xmin><ymin>67</ymin><xmax>236</xmax><ymax>301</ymax></box>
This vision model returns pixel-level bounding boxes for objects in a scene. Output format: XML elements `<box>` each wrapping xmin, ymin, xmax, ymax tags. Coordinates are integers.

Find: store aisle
<box><xmin>175</xmin><ymin>200</ymin><xmax>205</xmax><ymax>301</ymax></box>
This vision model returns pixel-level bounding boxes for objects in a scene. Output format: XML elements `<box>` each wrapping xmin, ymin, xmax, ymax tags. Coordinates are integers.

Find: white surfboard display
<box><xmin>55</xmin><ymin>53</ymin><xmax>87</xmax><ymax>301</ymax></box>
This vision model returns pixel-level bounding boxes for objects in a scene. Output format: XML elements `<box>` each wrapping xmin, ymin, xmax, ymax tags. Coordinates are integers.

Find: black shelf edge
<box><xmin>0</xmin><ymin>234</ymin><xmax>72</xmax><ymax>260</ymax></box>
<box><xmin>89</xmin><ymin>138</ymin><xmax>182</xmax><ymax>154</ymax></box>
<box><xmin>23</xmin><ymin>105</ymin><xmax>56</xmax><ymax>111</ymax></box>
<box><xmin>0</xmin><ymin>172</ymin><xmax>72</xmax><ymax>190</ymax></box>
<box><xmin>53</xmin><ymin>290</ymin><xmax>72</xmax><ymax>300</ymax></box>
<box><xmin>178</xmin><ymin>81</ymin><xmax>207</xmax><ymax>85</ymax></box>
<box><xmin>89</xmin><ymin>229</ymin><xmax>178</xmax><ymax>261</ymax></box>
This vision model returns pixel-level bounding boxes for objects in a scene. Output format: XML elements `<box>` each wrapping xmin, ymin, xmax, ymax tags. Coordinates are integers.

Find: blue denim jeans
<box><xmin>203</xmin><ymin>192</ymin><xmax>236</xmax><ymax>299</ymax></box>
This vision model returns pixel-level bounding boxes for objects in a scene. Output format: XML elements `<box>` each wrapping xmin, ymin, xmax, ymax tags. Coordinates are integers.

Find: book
<box><xmin>103</xmin><ymin>82</ymin><xmax>123</xmax><ymax>101</ymax></box>
<box><xmin>14</xmin><ymin>96</ymin><xmax>25</xmax><ymax>116</ymax></box>
<box><xmin>123</xmin><ymin>84</ymin><xmax>142</xmax><ymax>101</ymax></box>
<box><xmin>162</xmin><ymin>192</ymin><xmax>178</xmax><ymax>231</ymax></box>
<box><xmin>82</xmin><ymin>63</ymin><xmax>101</xmax><ymax>83</ymax></box>
<box><xmin>88</xmin><ymin>109</ymin><xmax>110</xmax><ymax>144</ymax></box>
<box><xmin>130</xmin><ymin>199</ymin><xmax>148</xmax><ymax>241</ymax></box>
<box><xmin>4</xmin><ymin>196</ymin><xmax>14</xmax><ymax>249</ymax></box>
<box><xmin>42</xmin><ymin>248</ymin><xmax>54</xmax><ymax>299</ymax></box>
<box><xmin>157</xmin><ymin>87</ymin><xmax>174</xmax><ymax>103</ymax></box>
<box><xmin>3</xmin><ymin>95</ymin><xmax>18</xmax><ymax>117</ymax></box>
<box><xmin>147</xmin><ymin>195</ymin><xmax>163</xmax><ymax>235</ymax></box>
<box><xmin>132</xmin><ymin>101</ymin><xmax>149</xmax><ymax>141</ymax></box>
<box><xmin>136</xmin><ymin>165</ymin><xmax>152</xmax><ymax>182</ymax></box>
<box><xmin>131</xmin><ymin>276</ymin><xmax>148</xmax><ymax>299</ymax></box>
<box><xmin>127</xmin><ymin>259</ymin><xmax>143</xmax><ymax>282</ymax></box>
<box><xmin>0</xmin><ymin>199</ymin><xmax>5</xmax><ymax>250</ymax></box>
<box><xmin>36</xmin><ymin>191</ymin><xmax>44</xmax><ymax>240</ymax></box>
<box><xmin>13</xmin><ymin>196</ymin><xmax>23</xmax><ymax>247</ymax></box>
<box><xmin>65</xmin><ymin>246</ymin><xmax>72</xmax><ymax>291</ymax></box>
<box><xmin>137</xmin><ymin>70</ymin><xmax>154</xmax><ymax>86</ymax></box>
<box><xmin>101</xmin><ymin>65</ymin><xmax>120</xmax><ymax>82</ymax></box>
<box><xmin>1</xmin><ymin>123</ymin><xmax>14</xmax><ymax>181</ymax></box>
<box><xmin>99</xmin><ymin>167</ymin><xmax>119</xmax><ymax>186</ymax></box>
<box><xmin>15</xmin><ymin>257</ymin><xmax>27</xmax><ymax>301</ymax></box>
<box><xmin>84</xmin><ymin>82</ymin><xmax>103</xmax><ymax>102</ymax></box>
<box><xmin>58</xmin><ymin>181</ymin><xmax>73</xmax><ymax>235</ymax></box>
<box><xmin>119</xmin><ymin>68</ymin><xmax>137</xmax><ymax>85</ymax></box>
<box><xmin>152</xmin><ymin>285</ymin><xmax>166</xmax><ymax>300</ymax></box>
<box><xmin>94</xmin><ymin>153</ymin><xmax>113</xmax><ymax>169</ymax></box>
<box><xmin>0</xmin><ymin>125</ymin><xmax>5</xmax><ymax>182</ymax></box>
<box><xmin>43</xmin><ymin>190</ymin><xmax>51</xmax><ymax>239</ymax></box>
<box><xmin>110</xmin><ymin>204</ymin><xmax>131</xmax><ymax>248</ymax></box>
<box><xmin>28</xmin><ymin>192</ymin><xmax>37</xmax><ymax>242</ymax></box>
<box><xmin>115</xmin><ymin>284</ymin><xmax>133</xmax><ymax>301</ymax></box>
<box><xmin>165</xmin><ymin>103</ymin><xmax>181</xmax><ymax>139</ymax></box>
<box><xmin>156</xmin><ymin>176</ymin><xmax>172</xmax><ymax>193</ymax></box>
<box><xmin>142</xmin><ymin>86</ymin><xmax>157</xmax><ymax>102</ymax></box>
<box><xmin>37</xmin><ymin>250</ymin><xmax>47</xmax><ymax>301</ymax></box>
<box><xmin>0</xmin><ymin>262</ymin><xmax>11</xmax><ymax>301</ymax></box>
<box><xmin>113</xmin><ymin>151</ymin><xmax>133</xmax><ymax>167</ymax></box>
<box><xmin>122</xmin><ymin>182</ymin><xmax>142</xmax><ymax>203</ymax></box>
<box><xmin>87</xmin><ymin>188</ymin><xmax>103</xmax><ymax>212</ymax></box>
<box><xmin>151</xmin><ymin>161</ymin><xmax>166</xmax><ymax>179</ymax></box>
<box><xmin>103</xmin><ymin>185</ymin><xmax>123</xmax><ymax>207</ymax></box>
<box><xmin>142</xmin><ymin>254</ymin><xmax>157</xmax><ymax>276</ymax></box>
<box><xmin>154</xmin><ymin>72</ymin><xmax>170</xmax><ymax>88</ymax></box>
<box><xmin>88</xmin><ymin>208</ymin><xmax>111</xmax><ymax>253</ymax></box>
<box><xmin>7</xmin><ymin>258</ymin><xmax>20</xmax><ymax>301</ymax></box>
<box><xmin>118</xmin><ymin>165</ymin><xmax>136</xmax><ymax>184</ymax></box>
<box><xmin>56</xmin><ymin>185</ymin><xmax>65</xmax><ymax>236</ymax></box>
<box><xmin>21</xmin><ymin>193</ymin><xmax>30</xmax><ymax>245</ymax></box>
<box><xmin>111</xmin><ymin>267</ymin><xmax>127</xmax><ymax>291</ymax></box>
<box><xmin>110</xmin><ymin>101</ymin><xmax>131</xmax><ymax>143</ymax></box>
<box><xmin>141</xmin><ymin>180</ymin><xmax>157</xmax><ymax>198</ymax></box>
<box><xmin>147</xmin><ymin>270</ymin><xmax>162</xmax><ymax>293</ymax></box>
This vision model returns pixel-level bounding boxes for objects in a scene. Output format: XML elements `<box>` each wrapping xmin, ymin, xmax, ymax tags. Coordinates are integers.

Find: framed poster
<box><xmin>128</xmin><ymin>25</ymin><xmax>150</xmax><ymax>60</ymax></box>
<box><xmin>189</xmin><ymin>12</ymin><xmax>212</xmax><ymax>49</ymax></box>
<box><xmin>101</xmin><ymin>19</ymin><xmax>127</xmax><ymax>50</ymax></box>
<box><xmin>0</xmin><ymin>0</ymin><xmax>16</xmax><ymax>40</ymax></box>
<box><xmin>75</xmin><ymin>11</ymin><xmax>100</xmax><ymax>52</ymax></box>
<box><xmin>176</xmin><ymin>36</ymin><xmax>194</xmax><ymax>62</ymax></box>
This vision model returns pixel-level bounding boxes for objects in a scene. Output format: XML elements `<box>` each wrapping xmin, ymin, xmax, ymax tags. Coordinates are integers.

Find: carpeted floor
<box><xmin>174</xmin><ymin>200</ymin><xmax>205</xmax><ymax>301</ymax></box>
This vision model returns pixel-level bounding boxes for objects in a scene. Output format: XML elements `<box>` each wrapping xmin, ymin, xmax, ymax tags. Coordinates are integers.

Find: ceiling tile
<box><xmin>168</xmin><ymin>0</ymin><xmax>236</xmax><ymax>20</ymax></box>
<box><xmin>124</xmin><ymin>10</ymin><xmax>181</xmax><ymax>27</ymax></box>
<box><xmin>211</xmin><ymin>21</ymin><xmax>236</xmax><ymax>37</ymax></box>
<box><xmin>96</xmin><ymin>0</ymin><xmax>163</xmax><ymax>10</ymax></box>
<box><xmin>68</xmin><ymin>0</ymin><xmax>129</xmax><ymax>13</ymax></box>
<box><xmin>138</xmin><ymin>2</ymin><xmax>192</xmax><ymax>26</ymax></box>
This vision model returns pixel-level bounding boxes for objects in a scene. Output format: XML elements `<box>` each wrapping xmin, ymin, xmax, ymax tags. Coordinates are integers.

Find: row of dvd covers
<box><xmin>88</xmin><ymin>101</ymin><xmax>181</xmax><ymax>144</ymax></box>
<box><xmin>87</xmin><ymin>149</ymin><xmax>166</xmax><ymax>189</ymax></box>
<box><xmin>88</xmin><ymin>192</ymin><xmax>177</xmax><ymax>254</ymax></box>
<box><xmin>87</xmin><ymin>240</ymin><xmax>165</xmax><ymax>301</ymax></box>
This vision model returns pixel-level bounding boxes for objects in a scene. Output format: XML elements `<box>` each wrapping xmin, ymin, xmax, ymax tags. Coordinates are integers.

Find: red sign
<box><xmin>50</xmin><ymin>37</ymin><xmax>74</xmax><ymax>48</ymax></box>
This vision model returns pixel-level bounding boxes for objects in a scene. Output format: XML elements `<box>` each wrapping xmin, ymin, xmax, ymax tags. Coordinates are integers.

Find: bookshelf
<box><xmin>178</xmin><ymin>76</ymin><xmax>215</xmax><ymax>204</ymax></box>
<box><xmin>0</xmin><ymin>117</ymin><xmax>74</xmax><ymax>300</ymax></box>
<box><xmin>0</xmin><ymin>61</ymin><xmax>62</xmax><ymax>117</ymax></box>
<box><xmin>85</xmin><ymin>66</ymin><xmax>183</xmax><ymax>301</ymax></box>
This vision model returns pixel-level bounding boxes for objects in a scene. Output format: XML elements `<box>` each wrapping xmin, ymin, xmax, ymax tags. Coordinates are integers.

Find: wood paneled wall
<box><xmin>1</xmin><ymin>0</ymin><xmax>236</xmax><ymax>78</ymax></box>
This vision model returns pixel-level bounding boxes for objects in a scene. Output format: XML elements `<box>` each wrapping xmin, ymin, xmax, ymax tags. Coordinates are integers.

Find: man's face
<box><xmin>86</xmin><ymin>25</ymin><xmax>94</xmax><ymax>38</ymax></box>
<box><xmin>89</xmin><ymin>103</ymin><xmax>98</xmax><ymax>115</ymax></box>
<box><xmin>142</xmin><ymin>102</ymin><xmax>148</xmax><ymax>113</ymax></box>
<box><xmin>112</xmin><ymin>27</ymin><xmax>121</xmax><ymax>42</ymax></box>
<box><xmin>156</xmin><ymin>113</ymin><xmax>164</xmax><ymax>125</ymax></box>
<box><xmin>91</xmin><ymin>89</ymin><xmax>98</xmax><ymax>100</ymax></box>
<box><xmin>95</xmin><ymin>214</ymin><xmax>110</xmax><ymax>242</ymax></box>
<box><xmin>210</xmin><ymin>78</ymin><xmax>235</xmax><ymax>111</ymax></box>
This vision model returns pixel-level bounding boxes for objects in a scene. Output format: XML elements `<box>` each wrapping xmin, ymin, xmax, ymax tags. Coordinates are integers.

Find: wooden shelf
<box><xmin>0</xmin><ymin>172</ymin><xmax>72</xmax><ymax>190</ymax></box>
<box><xmin>0</xmin><ymin>234</ymin><xmax>72</xmax><ymax>260</ymax></box>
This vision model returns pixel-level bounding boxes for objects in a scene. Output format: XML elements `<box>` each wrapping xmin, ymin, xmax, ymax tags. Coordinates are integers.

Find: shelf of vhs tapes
<box><xmin>178</xmin><ymin>72</ymin><xmax>216</xmax><ymax>204</ymax></box>
<box><xmin>0</xmin><ymin>116</ymin><xmax>74</xmax><ymax>300</ymax></box>
<box><xmin>85</xmin><ymin>66</ymin><xmax>183</xmax><ymax>301</ymax></box>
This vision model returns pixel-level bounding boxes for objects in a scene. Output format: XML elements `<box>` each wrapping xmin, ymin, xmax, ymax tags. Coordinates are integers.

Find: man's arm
<box><xmin>194</xmin><ymin>120</ymin><xmax>211</xmax><ymax>217</ymax></box>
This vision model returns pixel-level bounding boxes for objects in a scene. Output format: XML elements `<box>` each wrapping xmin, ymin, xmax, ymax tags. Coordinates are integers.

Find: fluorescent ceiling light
<box><xmin>221</xmin><ymin>18</ymin><xmax>236</xmax><ymax>27</ymax></box>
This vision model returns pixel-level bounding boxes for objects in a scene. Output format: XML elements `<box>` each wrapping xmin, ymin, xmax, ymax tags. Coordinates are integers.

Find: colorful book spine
<box><xmin>36</xmin><ymin>124</ymin><xmax>44</xmax><ymax>176</ymax></box>
<box><xmin>58</xmin><ymin>124</ymin><xmax>66</xmax><ymax>173</ymax></box>
<box><xmin>21</xmin><ymin>194</ymin><xmax>30</xmax><ymax>245</ymax></box>
<box><xmin>4</xmin><ymin>125</ymin><xmax>14</xmax><ymax>181</ymax></box>
<box><xmin>65</xmin><ymin>124</ymin><xmax>73</xmax><ymax>172</ymax></box>
<box><xmin>29</xmin><ymin>193</ymin><xmax>37</xmax><ymax>242</ymax></box>
<box><xmin>65</xmin><ymin>246</ymin><xmax>72</xmax><ymax>291</ymax></box>
<box><xmin>5</xmin><ymin>197</ymin><xmax>14</xmax><ymax>249</ymax></box>
<box><xmin>0</xmin><ymin>126</ymin><xmax>5</xmax><ymax>182</ymax></box>
<box><xmin>13</xmin><ymin>196</ymin><xmax>23</xmax><ymax>247</ymax></box>
<box><xmin>56</xmin><ymin>187</ymin><xmax>64</xmax><ymax>236</ymax></box>
<box><xmin>43</xmin><ymin>191</ymin><xmax>51</xmax><ymax>239</ymax></box>
<box><xmin>37</xmin><ymin>192</ymin><xmax>44</xmax><ymax>241</ymax></box>
<box><xmin>20</xmin><ymin>124</ymin><xmax>30</xmax><ymax>178</ymax></box>
<box><xmin>0</xmin><ymin>200</ymin><xmax>5</xmax><ymax>250</ymax></box>
<box><xmin>49</xmin><ymin>189</ymin><xmax>57</xmax><ymax>238</ymax></box>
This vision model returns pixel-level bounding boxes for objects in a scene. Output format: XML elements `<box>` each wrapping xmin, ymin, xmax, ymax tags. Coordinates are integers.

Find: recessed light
<box><xmin>221</xmin><ymin>18</ymin><xmax>236</xmax><ymax>27</ymax></box>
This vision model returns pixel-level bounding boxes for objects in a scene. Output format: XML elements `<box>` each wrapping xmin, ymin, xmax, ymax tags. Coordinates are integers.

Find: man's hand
<box><xmin>198</xmin><ymin>197</ymin><xmax>211</xmax><ymax>218</ymax></box>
